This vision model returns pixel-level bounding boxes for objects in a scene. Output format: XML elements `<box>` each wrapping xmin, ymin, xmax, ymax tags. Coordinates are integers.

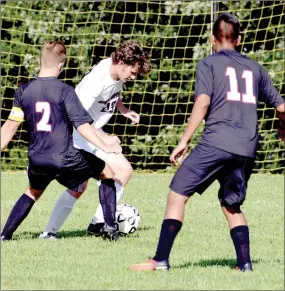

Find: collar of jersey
<box><xmin>36</xmin><ymin>77</ymin><xmax>57</xmax><ymax>80</ymax></box>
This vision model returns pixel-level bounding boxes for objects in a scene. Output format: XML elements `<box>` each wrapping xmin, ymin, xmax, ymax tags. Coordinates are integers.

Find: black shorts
<box><xmin>28</xmin><ymin>149</ymin><xmax>105</xmax><ymax>191</ymax></box>
<box><xmin>169</xmin><ymin>143</ymin><xmax>254</xmax><ymax>207</ymax></box>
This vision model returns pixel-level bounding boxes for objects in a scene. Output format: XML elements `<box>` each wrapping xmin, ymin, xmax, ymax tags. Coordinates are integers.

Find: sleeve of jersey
<box><xmin>64</xmin><ymin>88</ymin><xmax>93</xmax><ymax>129</ymax></box>
<box><xmin>8</xmin><ymin>89</ymin><xmax>24</xmax><ymax>122</ymax></box>
<box><xmin>259</xmin><ymin>66</ymin><xmax>284</xmax><ymax>107</ymax></box>
<box><xmin>194</xmin><ymin>60</ymin><xmax>213</xmax><ymax>100</ymax></box>
<box><xmin>76</xmin><ymin>72</ymin><xmax>103</xmax><ymax>111</ymax></box>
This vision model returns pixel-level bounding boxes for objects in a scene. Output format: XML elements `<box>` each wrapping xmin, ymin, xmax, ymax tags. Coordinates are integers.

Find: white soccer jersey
<box><xmin>73</xmin><ymin>58</ymin><xmax>123</xmax><ymax>153</ymax></box>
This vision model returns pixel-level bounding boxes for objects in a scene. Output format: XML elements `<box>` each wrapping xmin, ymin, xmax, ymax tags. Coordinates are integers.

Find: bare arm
<box><xmin>116</xmin><ymin>98</ymin><xmax>128</xmax><ymax>114</ymax></box>
<box><xmin>77</xmin><ymin>123</ymin><xmax>122</xmax><ymax>154</ymax></box>
<box><xmin>92</xmin><ymin>127</ymin><xmax>121</xmax><ymax>145</ymax></box>
<box><xmin>116</xmin><ymin>98</ymin><xmax>140</xmax><ymax>124</ymax></box>
<box><xmin>170</xmin><ymin>94</ymin><xmax>210</xmax><ymax>166</ymax></box>
<box><xmin>1</xmin><ymin>120</ymin><xmax>21</xmax><ymax>151</ymax></box>
<box><xmin>276</xmin><ymin>103</ymin><xmax>285</xmax><ymax>113</ymax></box>
<box><xmin>180</xmin><ymin>94</ymin><xmax>210</xmax><ymax>144</ymax></box>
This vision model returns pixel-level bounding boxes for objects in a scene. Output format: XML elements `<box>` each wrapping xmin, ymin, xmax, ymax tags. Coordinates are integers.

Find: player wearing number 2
<box><xmin>40</xmin><ymin>40</ymin><xmax>152</xmax><ymax>238</ymax></box>
<box><xmin>130</xmin><ymin>13</ymin><xmax>285</xmax><ymax>271</ymax></box>
<box><xmin>0</xmin><ymin>41</ymin><xmax>122</xmax><ymax>241</ymax></box>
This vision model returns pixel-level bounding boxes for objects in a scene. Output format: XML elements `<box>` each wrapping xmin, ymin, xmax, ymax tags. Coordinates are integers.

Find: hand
<box><xmin>104</xmin><ymin>135</ymin><xmax>121</xmax><ymax>145</ymax></box>
<box><xmin>170</xmin><ymin>141</ymin><xmax>188</xmax><ymax>167</ymax></box>
<box><xmin>122</xmin><ymin>110</ymin><xmax>140</xmax><ymax>124</ymax></box>
<box><xmin>104</xmin><ymin>143</ymin><xmax>122</xmax><ymax>154</ymax></box>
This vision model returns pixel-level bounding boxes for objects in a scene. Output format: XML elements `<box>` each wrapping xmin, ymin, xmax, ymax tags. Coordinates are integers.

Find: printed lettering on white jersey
<box><xmin>73</xmin><ymin>58</ymin><xmax>123</xmax><ymax>151</ymax></box>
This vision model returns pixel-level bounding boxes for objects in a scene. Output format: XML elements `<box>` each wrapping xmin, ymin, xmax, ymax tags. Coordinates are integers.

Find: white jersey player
<box><xmin>40</xmin><ymin>41</ymin><xmax>152</xmax><ymax>238</ymax></box>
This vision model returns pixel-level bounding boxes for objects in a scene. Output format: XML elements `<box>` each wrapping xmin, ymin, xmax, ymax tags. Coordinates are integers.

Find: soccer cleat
<box><xmin>100</xmin><ymin>224</ymin><xmax>119</xmax><ymax>241</ymax></box>
<box><xmin>39</xmin><ymin>232</ymin><xmax>60</xmax><ymax>240</ymax></box>
<box><xmin>1</xmin><ymin>235</ymin><xmax>12</xmax><ymax>241</ymax></box>
<box><xmin>86</xmin><ymin>222</ymin><xmax>105</xmax><ymax>237</ymax></box>
<box><xmin>129</xmin><ymin>258</ymin><xmax>170</xmax><ymax>271</ymax></box>
<box><xmin>235</xmin><ymin>262</ymin><xmax>253</xmax><ymax>272</ymax></box>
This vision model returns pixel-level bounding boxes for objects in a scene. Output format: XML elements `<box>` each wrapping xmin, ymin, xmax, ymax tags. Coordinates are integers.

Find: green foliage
<box><xmin>1</xmin><ymin>146</ymin><xmax>28</xmax><ymax>171</ymax></box>
<box><xmin>130</xmin><ymin>122</ymin><xmax>205</xmax><ymax>170</ymax></box>
<box><xmin>1</xmin><ymin>0</ymin><xmax>284</xmax><ymax>172</ymax></box>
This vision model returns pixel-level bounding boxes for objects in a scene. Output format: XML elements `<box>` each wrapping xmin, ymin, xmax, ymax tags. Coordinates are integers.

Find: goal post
<box><xmin>1</xmin><ymin>0</ymin><xmax>284</xmax><ymax>172</ymax></box>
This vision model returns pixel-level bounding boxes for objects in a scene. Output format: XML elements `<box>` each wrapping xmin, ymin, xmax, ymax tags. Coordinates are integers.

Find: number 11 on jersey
<box><xmin>226</xmin><ymin>67</ymin><xmax>256</xmax><ymax>104</ymax></box>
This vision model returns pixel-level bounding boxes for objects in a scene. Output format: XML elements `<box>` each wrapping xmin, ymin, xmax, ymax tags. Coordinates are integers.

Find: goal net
<box><xmin>1</xmin><ymin>0</ymin><xmax>284</xmax><ymax>172</ymax></box>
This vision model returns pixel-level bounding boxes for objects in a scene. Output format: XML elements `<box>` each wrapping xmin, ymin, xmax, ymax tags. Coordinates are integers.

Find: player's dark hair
<box><xmin>213</xmin><ymin>13</ymin><xmax>240</xmax><ymax>43</ymax></box>
<box><xmin>111</xmin><ymin>40</ymin><xmax>152</xmax><ymax>76</ymax></box>
<box><xmin>40</xmin><ymin>40</ymin><xmax>66</xmax><ymax>68</ymax></box>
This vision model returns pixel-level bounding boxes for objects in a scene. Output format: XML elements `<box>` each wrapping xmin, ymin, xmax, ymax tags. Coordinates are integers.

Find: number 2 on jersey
<box><xmin>225</xmin><ymin>67</ymin><xmax>256</xmax><ymax>104</ymax></box>
<box><xmin>36</xmin><ymin>102</ymin><xmax>51</xmax><ymax>131</ymax></box>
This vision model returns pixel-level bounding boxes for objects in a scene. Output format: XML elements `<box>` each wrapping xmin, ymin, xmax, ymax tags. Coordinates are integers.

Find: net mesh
<box><xmin>1</xmin><ymin>0</ymin><xmax>284</xmax><ymax>172</ymax></box>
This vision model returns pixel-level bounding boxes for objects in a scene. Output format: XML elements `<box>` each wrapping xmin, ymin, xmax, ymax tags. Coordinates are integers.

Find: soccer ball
<box><xmin>115</xmin><ymin>204</ymin><xmax>141</xmax><ymax>235</ymax></box>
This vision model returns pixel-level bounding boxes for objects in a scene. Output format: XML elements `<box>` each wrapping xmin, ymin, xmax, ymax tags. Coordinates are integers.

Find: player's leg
<box><xmin>73</xmin><ymin>148</ymin><xmax>122</xmax><ymax>237</ymax></box>
<box><xmin>74</xmin><ymin>133</ymin><xmax>132</xmax><ymax>228</ymax></box>
<box><xmin>96</xmin><ymin>151</ymin><xmax>133</xmax><ymax>186</ymax></box>
<box><xmin>76</xmin><ymin>131</ymin><xmax>132</xmax><ymax>202</ymax></box>
<box><xmin>130</xmin><ymin>144</ymin><xmax>225</xmax><ymax>271</ymax></box>
<box><xmin>95</xmin><ymin>164</ymin><xmax>119</xmax><ymax>241</ymax></box>
<box><xmin>221</xmin><ymin>206</ymin><xmax>252</xmax><ymax>271</ymax></box>
<box><xmin>41</xmin><ymin>154</ymin><xmax>102</xmax><ymax>238</ymax></box>
<box><xmin>88</xmin><ymin>150</ymin><xmax>132</xmax><ymax>231</ymax></box>
<box><xmin>91</xmin><ymin>129</ymin><xmax>133</xmax><ymax>187</ymax></box>
<box><xmin>129</xmin><ymin>189</ymin><xmax>188</xmax><ymax>271</ymax></box>
<box><xmin>40</xmin><ymin>151</ymin><xmax>119</xmax><ymax>241</ymax></box>
<box><xmin>41</xmin><ymin>151</ymin><xmax>106</xmax><ymax>238</ymax></box>
<box><xmin>40</xmin><ymin>181</ymin><xmax>89</xmax><ymax>239</ymax></box>
<box><xmin>1</xmin><ymin>166</ymin><xmax>52</xmax><ymax>240</ymax></box>
<box><xmin>218</xmin><ymin>156</ymin><xmax>254</xmax><ymax>272</ymax></box>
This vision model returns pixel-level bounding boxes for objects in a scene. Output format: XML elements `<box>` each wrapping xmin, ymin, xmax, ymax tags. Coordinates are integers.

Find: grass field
<box><xmin>1</xmin><ymin>172</ymin><xmax>284</xmax><ymax>290</ymax></box>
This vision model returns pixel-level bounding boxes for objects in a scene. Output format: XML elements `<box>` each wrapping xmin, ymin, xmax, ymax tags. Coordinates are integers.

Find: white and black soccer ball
<box><xmin>115</xmin><ymin>204</ymin><xmax>141</xmax><ymax>235</ymax></box>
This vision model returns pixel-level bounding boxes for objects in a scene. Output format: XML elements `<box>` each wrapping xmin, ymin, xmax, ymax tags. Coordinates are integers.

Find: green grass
<box><xmin>1</xmin><ymin>172</ymin><xmax>284</xmax><ymax>290</ymax></box>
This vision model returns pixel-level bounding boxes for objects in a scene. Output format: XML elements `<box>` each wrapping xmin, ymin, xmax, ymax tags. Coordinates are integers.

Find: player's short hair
<box><xmin>40</xmin><ymin>41</ymin><xmax>66</xmax><ymax>68</ymax></box>
<box><xmin>111</xmin><ymin>40</ymin><xmax>152</xmax><ymax>76</ymax></box>
<box><xmin>213</xmin><ymin>13</ymin><xmax>240</xmax><ymax>43</ymax></box>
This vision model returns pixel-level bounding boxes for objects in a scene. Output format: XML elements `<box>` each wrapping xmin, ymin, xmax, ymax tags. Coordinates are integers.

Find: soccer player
<box><xmin>41</xmin><ymin>40</ymin><xmax>152</xmax><ymax>237</ymax></box>
<box><xmin>130</xmin><ymin>13</ymin><xmax>285</xmax><ymax>271</ymax></box>
<box><xmin>1</xmin><ymin>41</ymin><xmax>122</xmax><ymax>241</ymax></box>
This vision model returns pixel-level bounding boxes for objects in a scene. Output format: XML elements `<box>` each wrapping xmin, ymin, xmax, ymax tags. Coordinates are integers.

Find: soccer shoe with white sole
<box><xmin>129</xmin><ymin>258</ymin><xmax>170</xmax><ymax>271</ymax></box>
<box><xmin>86</xmin><ymin>222</ymin><xmax>105</xmax><ymax>237</ymax></box>
<box><xmin>235</xmin><ymin>262</ymin><xmax>253</xmax><ymax>272</ymax></box>
<box><xmin>39</xmin><ymin>232</ymin><xmax>60</xmax><ymax>240</ymax></box>
<box><xmin>100</xmin><ymin>224</ymin><xmax>119</xmax><ymax>241</ymax></box>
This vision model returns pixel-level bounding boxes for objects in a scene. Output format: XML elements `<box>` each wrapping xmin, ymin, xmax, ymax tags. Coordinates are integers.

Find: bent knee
<box><xmin>125</xmin><ymin>163</ymin><xmax>133</xmax><ymax>176</ymax></box>
<box><xmin>67</xmin><ymin>181</ymin><xmax>88</xmax><ymax>198</ymax></box>
<box><xmin>116</xmin><ymin>163</ymin><xmax>133</xmax><ymax>179</ymax></box>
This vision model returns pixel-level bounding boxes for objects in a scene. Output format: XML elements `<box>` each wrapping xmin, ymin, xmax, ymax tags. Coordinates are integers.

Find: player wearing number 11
<box><xmin>130</xmin><ymin>13</ymin><xmax>285</xmax><ymax>272</ymax></box>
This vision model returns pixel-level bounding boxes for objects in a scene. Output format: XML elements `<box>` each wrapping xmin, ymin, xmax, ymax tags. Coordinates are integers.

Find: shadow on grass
<box><xmin>58</xmin><ymin>229</ymin><xmax>89</xmax><ymax>238</ymax></box>
<box><xmin>12</xmin><ymin>226</ymin><xmax>153</xmax><ymax>241</ymax></box>
<box><xmin>137</xmin><ymin>225</ymin><xmax>155</xmax><ymax>232</ymax></box>
<box><xmin>174</xmin><ymin>258</ymin><xmax>262</xmax><ymax>270</ymax></box>
<box><xmin>12</xmin><ymin>229</ymin><xmax>89</xmax><ymax>240</ymax></box>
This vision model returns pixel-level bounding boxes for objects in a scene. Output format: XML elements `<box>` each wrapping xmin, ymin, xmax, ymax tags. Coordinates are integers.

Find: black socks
<box><xmin>153</xmin><ymin>219</ymin><xmax>182</xmax><ymax>262</ymax></box>
<box><xmin>230</xmin><ymin>225</ymin><xmax>251</xmax><ymax>267</ymax></box>
<box><xmin>99</xmin><ymin>179</ymin><xmax>116</xmax><ymax>227</ymax></box>
<box><xmin>1</xmin><ymin>194</ymin><xmax>35</xmax><ymax>239</ymax></box>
